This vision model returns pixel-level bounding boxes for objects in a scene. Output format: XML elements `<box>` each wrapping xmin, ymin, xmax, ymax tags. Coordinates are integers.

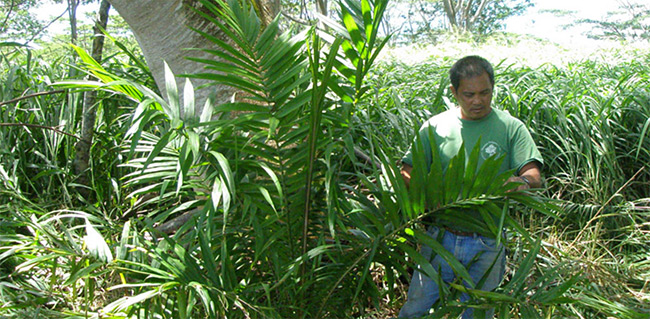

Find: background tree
<box><xmin>440</xmin><ymin>0</ymin><xmax>532</xmax><ymax>33</ymax></box>
<box><xmin>384</xmin><ymin>0</ymin><xmax>532</xmax><ymax>42</ymax></box>
<box><xmin>0</xmin><ymin>0</ymin><xmax>46</xmax><ymax>42</ymax></box>
<box><xmin>471</xmin><ymin>0</ymin><xmax>532</xmax><ymax>34</ymax></box>
<box><xmin>579</xmin><ymin>0</ymin><xmax>649</xmax><ymax>41</ymax></box>
<box><xmin>73</xmin><ymin>0</ymin><xmax>110</xmax><ymax>195</ymax></box>
<box><xmin>66</xmin><ymin>0</ymin><xmax>79</xmax><ymax>43</ymax></box>
<box><xmin>52</xmin><ymin>0</ymin><xmax>98</xmax><ymax>51</ymax></box>
<box><xmin>386</xmin><ymin>0</ymin><xmax>442</xmax><ymax>42</ymax></box>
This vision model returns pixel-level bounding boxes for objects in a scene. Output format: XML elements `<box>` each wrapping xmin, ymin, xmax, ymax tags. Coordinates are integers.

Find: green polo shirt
<box><xmin>402</xmin><ymin>108</ymin><xmax>543</xmax><ymax>233</ymax></box>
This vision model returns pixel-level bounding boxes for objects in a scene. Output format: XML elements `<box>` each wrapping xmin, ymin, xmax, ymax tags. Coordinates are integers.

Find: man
<box><xmin>397</xmin><ymin>55</ymin><xmax>543</xmax><ymax>318</ymax></box>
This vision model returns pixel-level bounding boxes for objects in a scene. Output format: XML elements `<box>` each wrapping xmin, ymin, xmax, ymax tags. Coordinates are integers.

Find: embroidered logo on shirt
<box><xmin>481</xmin><ymin>141</ymin><xmax>502</xmax><ymax>159</ymax></box>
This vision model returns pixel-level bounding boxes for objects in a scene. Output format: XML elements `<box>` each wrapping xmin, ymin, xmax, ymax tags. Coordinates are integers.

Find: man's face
<box><xmin>451</xmin><ymin>72</ymin><xmax>493</xmax><ymax>121</ymax></box>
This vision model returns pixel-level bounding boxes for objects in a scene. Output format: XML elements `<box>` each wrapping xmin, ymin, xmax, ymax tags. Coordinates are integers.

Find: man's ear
<box><xmin>449</xmin><ymin>84</ymin><xmax>457</xmax><ymax>98</ymax></box>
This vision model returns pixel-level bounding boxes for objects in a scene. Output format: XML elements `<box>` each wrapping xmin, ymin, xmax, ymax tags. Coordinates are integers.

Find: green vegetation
<box><xmin>0</xmin><ymin>0</ymin><xmax>43</xmax><ymax>42</ymax></box>
<box><xmin>368</xmin><ymin>43</ymin><xmax>650</xmax><ymax>316</ymax></box>
<box><xmin>1</xmin><ymin>0</ymin><xmax>649</xmax><ymax>318</ymax></box>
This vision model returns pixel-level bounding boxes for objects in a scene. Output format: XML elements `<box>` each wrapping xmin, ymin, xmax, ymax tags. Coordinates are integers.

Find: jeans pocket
<box><xmin>477</xmin><ymin>235</ymin><xmax>499</xmax><ymax>251</ymax></box>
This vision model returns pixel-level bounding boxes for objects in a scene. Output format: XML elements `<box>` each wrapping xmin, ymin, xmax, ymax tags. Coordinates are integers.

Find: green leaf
<box><xmin>257</xmin><ymin>186</ymin><xmax>277</xmax><ymax>214</ymax></box>
<box><xmin>116</xmin><ymin>220</ymin><xmax>131</xmax><ymax>260</ymax></box>
<box><xmin>412</xmin><ymin>229</ymin><xmax>475</xmax><ymax>288</ymax></box>
<box><xmin>209</xmin><ymin>151</ymin><xmax>235</xmax><ymax>196</ymax></box>
<box><xmin>535</xmin><ymin>274</ymin><xmax>582</xmax><ymax>304</ymax></box>
<box><xmin>393</xmin><ymin>240</ymin><xmax>442</xmax><ymax>285</ymax></box>
<box><xmin>163</xmin><ymin>62</ymin><xmax>180</xmax><ymax>121</ymax></box>
<box><xmin>103</xmin><ymin>289</ymin><xmax>160</xmax><ymax>314</ymax></box>
<box><xmin>64</xmin><ymin>262</ymin><xmax>104</xmax><ymax>285</ymax></box>
<box><xmin>341</xmin><ymin>6</ymin><xmax>364</xmax><ymax>53</ymax></box>
<box><xmin>361</xmin><ymin>0</ymin><xmax>372</xmax><ymax>41</ymax></box>
<box><xmin>504</xmin><ymin>237</ymin><xmax>542</xmax><ymax>294</ymax></box>
<box><xmin>443</xmin><ymin>143</ymin><xmax>466</xmax><ymax>204</ymax></box>
<box><xmin>352</xmin><ymin>238</ymin><xmax>379</xmax><ymax>302</ymax></box>
<box><xmin>197</xmin><ymin>229</ymin><xmax>221</xmax><ymax>288</ymax></box>
<box><xmin>463</xmin><ymin>138</ymin><xmax>482</xmax><ymax>198</ymax></box>
<box><xmin>200</xmin><ymin>96</ymin><xmax>215</xmax><ymax>123</ymax></box>
<box><xmin>257</xmin><ymin>161</ymin><xmax>283</xmax><ymax>203</ymax></box>
<box><xmin>448</xmin><ymin>282</ymin><xmax>519</xmax><ymax>302</ymax></box>
<box><xmin>183</xmin><ymin>78</ymin><xmax>195</xmax><ymax>120</ymax></box>
<box><xmin>84</xmin><ymin>219</ymin><xmax>113</xmax><ymax>263</ymax></box>
<box><xmin>636</xmin><ymin>116</ymin><xmax>650</xmax><ymax>159</ymax></box>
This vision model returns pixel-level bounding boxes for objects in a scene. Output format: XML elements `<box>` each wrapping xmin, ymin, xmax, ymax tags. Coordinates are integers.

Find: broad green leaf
<box><xmin>197</xmin><ymin>229</ymin><xmax>221</xmax><ymax>288</ymax></box>
<box><xmin>361</xmin><ymin>0</ymin><xmax>372</xmax><ymax>41</ymax></box>
<box><xmin>183</xmin><ymin>78</ymin><xmax>195</xmax><ymax>121</ymax></box>
<box><xmin>163</xmin><ymin>62</ymin><xmax>180</xmax><ymax>121</ymax></box>
<box><xmin>352</xmin><ymin>238</ymin><xmax>379</xmax><ymax>302</ymax></box>
<box><xmin>116</xmin><ymin>220</ymin><xmax>131</xmax><ymax>260</ymax></box>
<box><xmin>393</xmin><ymin>240</ymin><xmax>442</xmax><ymax>286</ymax></box>
<box><xmin>64</xmin><ymin>262</ymin><xmax>104</xmax><ymax>285</ymax></box>
<box><xmin>535</xmin><ymin>274</ymin><xmax>582</xmax><ymax>304</ymax></box>
<box><xmin>448</xmin><ymin>283</ymin><xmax>519</xmax><ymax>302</ymax></box>
<box><xmin>341</xmin><ymin>6</ymin><xmax>364</xmax><ymax>53</ymax></box>
<box><xmin>209</xmin><ymin>151</ymin><xmax>235</xmax><ymax>196</ymax></box>
<box><xmin>200</xmin><ymin>96</ymin><xmax>215</xmax><ymax>124</ymax></box>
<box><xmin>84</xmin><ymin>219</ymin><xmax>113</xmax><ymax>263</ymax></box>
<box><xmin>463</xmin><ymin>138</ymin><xmax>482</xmax><ymax>198</ymax></box>
<box><xmin>443</xmin><ymin>143</ymin><xmax>466</xmax><ymax>204</ymax></box>
<box><xmin>103</xmin><ymin>289</ymin><xmax>159</xmax><ymax>314</ymax></box>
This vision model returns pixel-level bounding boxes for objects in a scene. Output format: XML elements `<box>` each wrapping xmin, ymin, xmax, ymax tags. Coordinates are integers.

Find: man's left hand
<box><xmin>506</xmin><ymin>162</ymin><xmax>542</xmax><ymax>192</ymax></box>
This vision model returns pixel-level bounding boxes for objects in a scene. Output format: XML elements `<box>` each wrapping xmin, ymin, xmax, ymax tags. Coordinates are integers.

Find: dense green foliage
<box><xmin>0</xmin><ymin>0</ymin><xmax>43</xmax><ymax>41</ymax></box>
<box><xmin>0</xmin><ymin>0</ymin><xmax>649</xmax><ymax>318</ymax></box>
<box><xmin>367</xmin><ymin>48</ymin><xmax>650</xmax><ymax>316</ymax></box>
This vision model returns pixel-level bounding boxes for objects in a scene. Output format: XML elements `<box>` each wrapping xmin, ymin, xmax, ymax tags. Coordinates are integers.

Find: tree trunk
<box><xmin>67</xmin><ymin>0</ymin><xmax>79</xmax><ymax>43</ymax></box>
<box><xmin>106</xmin><ymin>0</ymin><xmax>244</xmax><ymax>112</ymax></box>
<box><xmin>74</xmin><ymin>0</ymin><xmax>111</xmax><ymax>195</ymax></box>
<box><xmin>442</xmin><ymin>0</ymin><xmax>492</xmax><ymax>32</ymax></box>
<box><xmin>442</xmin><ymin>0</ymin><xmax>458</xmax><ymax>30</ymax></box>
<box><xmin>316</xmin><ymin>0</ymin><xmax>327</xmax><ymax>16</ymax></box>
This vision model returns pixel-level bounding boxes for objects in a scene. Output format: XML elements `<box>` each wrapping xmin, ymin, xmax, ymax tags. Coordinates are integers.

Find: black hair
<box><xmin>449</xmin><ymin>55</ymin><xmax>495</xmax><ymax>90</ymax></box>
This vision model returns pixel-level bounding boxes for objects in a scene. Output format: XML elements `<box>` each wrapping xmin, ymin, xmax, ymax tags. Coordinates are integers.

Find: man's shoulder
<box><xmin>491</xmin><ymin>108</ymin><xmax>526</xmax><ymax>127</ymax></box>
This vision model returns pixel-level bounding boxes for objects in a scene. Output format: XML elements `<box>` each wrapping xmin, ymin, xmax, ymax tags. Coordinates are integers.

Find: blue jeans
<box><xmin>398</xmin><ymin>226</ymin><xmax>506</xmax><ymax>318</ymax></box>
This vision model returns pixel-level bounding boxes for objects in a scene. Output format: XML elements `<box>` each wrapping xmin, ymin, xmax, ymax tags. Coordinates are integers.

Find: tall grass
<box><xmin>0</xmin><ymin>38</ymin><xmax>149</xmax><ymax>317</ymax></box>
<box><xmin>0</xmin><ymin>46</ymin><xmax>74</xmax><ymax>205</ymax></box>
<box><xmin>366</xmin><ymin>45</ymin><xmax>650</xmax><ymax>316</ymax></box>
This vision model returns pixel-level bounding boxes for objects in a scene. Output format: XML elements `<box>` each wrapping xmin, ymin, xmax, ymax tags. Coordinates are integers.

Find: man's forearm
<box><xmin>514</xmin><ymin>161</ymin><xmax>543</xmax><ymax>190</ymax></box>
<box><xmin>518</xmin><ymin>173</ymin><xmax>542</xmax><ymax>189</ymax></box>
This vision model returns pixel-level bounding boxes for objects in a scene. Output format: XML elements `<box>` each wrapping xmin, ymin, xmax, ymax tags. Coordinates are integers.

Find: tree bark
<box><xmin>442</xmin><ymin>0</ymin><xmax>458</xmax><ymax>30</ymax></box>
<box><xmin>73</xmin><ymin>0</ymin><xmax>111</xmax><ymax>195</ymax></box>
<box><xmin>67</xmin><ymin>0</ymin><xmax>79</xmax><ymax>44</ymax></box>
<box><xmin>442</xmin><ymin>0</ymin><xmax>492</xmax><ymax>32</ymax></box>
<box><xmin>316</xmin><ymin>0</ymin><xmax>327</xmax><ymax>16</ymax></box>
<box><xmin>106</xmin><ymin>0</ymin><xmax>239</xmax><ymax>113</ymax></box>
